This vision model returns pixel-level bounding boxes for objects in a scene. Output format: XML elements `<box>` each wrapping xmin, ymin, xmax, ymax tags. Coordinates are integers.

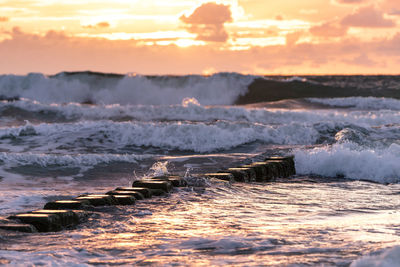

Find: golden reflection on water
<box><xmin>9</xmin><ymin>178</ymin><xmax>400</xmax><ymax>266</ymax></box>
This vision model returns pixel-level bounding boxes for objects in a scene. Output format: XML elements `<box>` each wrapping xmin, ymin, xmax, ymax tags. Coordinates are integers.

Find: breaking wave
<box><xmin>1</xmin><ymin>72</ymin><xmax>400</xmax><ymax>106</ymax></box>
<box><xmin>2</xmin><ymin>98</ymin><xmax>400</xmax><ymax>125</ymax></box>
<box><xmin>350</xmin><ymin>246</ymin><xmax>400</xmax><ymax>267</ymax></box>
<box><xmin>0</xmin><ymin>120</ymin><xmax>322</xmax><ymax>153</ymax></box>
<box><xmin>0</xmin><ymin>72</ymin><xmax>256</xmax><ymax>105</ymax></box>
<box><xmin>308</xmin><ymin>97</ymin><xmax>400</xmax><ymax>110</ymax></box>
<box><xmin>0</xmin><ymin>152</ymin><xmax>146</xmax><ymax>167</ymax></box>
<box><xmin>294</xmin><ymin>142</ymin><xmax>400</xmax><ymax>183</ymax></box>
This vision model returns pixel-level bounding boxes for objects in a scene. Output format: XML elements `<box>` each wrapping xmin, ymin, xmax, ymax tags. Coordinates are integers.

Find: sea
<box><xmin>0</xmin><ymin>72</ymin><xmax>400</xmax><ymax>266</ymax></box>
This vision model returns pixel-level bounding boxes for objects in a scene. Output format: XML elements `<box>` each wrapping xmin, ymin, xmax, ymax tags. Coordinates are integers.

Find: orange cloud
<box><xmin>96</xmin><ymin>22</ymin><xmax>110</xmax><ymax>28</ymax></box>
<box><xmin>344</xmin><ymin>53</ymin><xmax>378</xmax><ymax>67</ymax></box>
<box><xmin>332</xmin><ymin>0</ymin><xmax>367</xmax><ymax>4</ymax></box>
<box><xmin>0</xmin><ymin>17</ymin><xmax>9</xmax><ymax>22</ymax></box>
<box><xmin>381</xmin><ymin>0</ymin><xmax>400</xmax><ymax>10</ymax></box>
<box><xmin>285</xmin><ymin>31</ymin><xmax>303</xmax><ymax>46</ymax></box>
<box><xmin>341</xmin><ymin>6</ymin><xmax>396</xmax><ymax>27</ymax></box>
<box><xmin>0</xmin><ymin>27</ymin><xmax>400</xmax><ymax>75</ymax></box>
<box><xmin>180</xmin><ymin>2</ymin><xmax>232</xmax><ymax>42</ymax></box>
<box><xmin>389</xmin><ymin>9</ymin><xmax>400</xmax><ymax>15</ymax></box>
<box><xmin>82</xmin><ymin>21</ymin><xmax>110</xmax><ymax>29</ymax></box>
<box><xmin>310</xmin><ymin>21</ymin><xmax>348</xmax><ymax>37</ymax></box>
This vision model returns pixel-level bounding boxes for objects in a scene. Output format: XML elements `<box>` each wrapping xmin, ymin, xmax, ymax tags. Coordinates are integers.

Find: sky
<box><xmin>0</xmin><ymin>0</ymin><xmax>399</xmax><ymax>75</ymax></box>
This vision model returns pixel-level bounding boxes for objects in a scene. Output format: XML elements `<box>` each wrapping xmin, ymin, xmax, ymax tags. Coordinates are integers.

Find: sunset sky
<box><xmin>0</xmin><ymin>0</ymin><xmax>399</xmax><ymax>75</ymax></box>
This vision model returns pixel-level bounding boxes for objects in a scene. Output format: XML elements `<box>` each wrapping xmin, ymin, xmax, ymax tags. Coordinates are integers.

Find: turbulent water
<box><xmin>1</xmin><ymin>72</ymin><xmax>400</xmax><ymax>266</ymax></box>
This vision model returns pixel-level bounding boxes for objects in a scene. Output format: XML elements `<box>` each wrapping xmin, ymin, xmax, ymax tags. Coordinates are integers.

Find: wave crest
<box><xmin>0</xmin><ymin>72</ymin><xmax>256</xmax><ymax>105</ymax></box>
<box><xmin>294</xmin><ymin>142</ymin><xmax>400</xmax><ymax>183</ymax></box>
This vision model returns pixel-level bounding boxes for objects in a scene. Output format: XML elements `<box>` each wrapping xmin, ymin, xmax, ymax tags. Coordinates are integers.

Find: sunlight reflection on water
<box><xmin>2</xmin><ymin>177</ymin><xmax>398</xmax><ymax>266</ymax></box>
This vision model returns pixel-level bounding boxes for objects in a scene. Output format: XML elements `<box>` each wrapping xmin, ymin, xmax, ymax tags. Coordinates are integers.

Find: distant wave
<box><xmin>307</xmin><ymin>96</ymin><xmax>400</xmax><ymax>110</ymax></box>
<box><xmin>0</xmin><ymin>72</ymin><xmax>256</xmax><ymax>105</ymax></box>
<box><xmin>2</xmin><ymin>97</ymin><xmax>400</xmax><ymax>124</ymax></box>
<box><xmin>1</xmin><ymin>71</ymin><xmax>399</xmax><ymax>105</ymax></box>
<box><xmin>236</xmin><ymin>77</ymin><xmax>400</xmax><ymax>104</ymax></box>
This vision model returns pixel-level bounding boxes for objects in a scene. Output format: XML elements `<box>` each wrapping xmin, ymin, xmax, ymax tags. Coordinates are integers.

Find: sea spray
<box><xmin>294</xmin><ymin>142</ymin><xmax>400</xmax><ymax>183</ymax></box>
<box><xmin>0</xmin><ymin>73</ymin><xmax>256</xmax><ymax>105</ymax></box>
<box><xmin>148</xmin><ymin>161</ymin><xmax>170</xmax><ymax>177</ymax></box>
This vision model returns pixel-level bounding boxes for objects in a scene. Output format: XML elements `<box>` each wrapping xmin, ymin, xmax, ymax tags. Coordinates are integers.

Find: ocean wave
<box><xmin>308</xmin><ymin>97</ymin><xmax>400</xmax><ymax>110</ymax></box>
<box><xmin>3</xmin><ymin>113</ymin><xmax>400</xmax><ymax>153</ymax></box>
<box><xmin>0</xmin><ymin>72</ymin><xmax>256</xmax><ymax>105</ymax></box>
<box><xmin>0</xmin><ymin>120</ymin><xmax>323</xmax><ymax>153</ymax></box>
<box><xmin>0</xmin><ymin>152</ymin><xmax>146</xmax><ymax>167</ymax></box>
<box><xmin>350</xmin><ymin>246</ymin><xmax>400</xmax><ymax>267</ymax></box>
<box><xmin>0</xmin><ymin>249</ymin><xmax>93</xmax><ymax>266</ymax></box>
<box><xmin>2</xmin><ymin>72</ymin><xmax>400</xmax><ymax>106</ymax></box>
<box><xmin>294</xmin><ymin>142</ymin><xmax>400</xmax><ymax>183</ymax></box>
<box><xmin>0</xmin><ymin>193</ymin><xmax>46</xmax><ymax>215</ymax></box>
<box><xmin>2</xmin><ymin>98</ymin><xmax>400</xmax><ymax>127</ymax></box>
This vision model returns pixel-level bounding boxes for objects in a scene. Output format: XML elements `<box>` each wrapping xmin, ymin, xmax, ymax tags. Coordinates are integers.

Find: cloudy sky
<box><xmin>0</xmin><ymin>0</ymin><xmax>399</xmax><ymax>74</ymax></box>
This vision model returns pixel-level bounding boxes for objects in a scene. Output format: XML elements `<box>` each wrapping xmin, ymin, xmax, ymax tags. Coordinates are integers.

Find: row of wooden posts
<box><xmin>0</xmin><ymin>156</ymin><xmax>295</xmax><ymax>233</ymax></box>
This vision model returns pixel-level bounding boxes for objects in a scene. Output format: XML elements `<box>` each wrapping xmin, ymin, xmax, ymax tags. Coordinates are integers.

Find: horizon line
<box><xmin>1</xmin><ymin>70</ymin><xmax>400</xmax><ymax>77</ymax></box>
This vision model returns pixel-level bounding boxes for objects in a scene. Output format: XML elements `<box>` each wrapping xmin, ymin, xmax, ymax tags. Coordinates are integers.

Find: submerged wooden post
<box><xmin>2</xmin><ymin>155</ymin><xmax>297</xmax><ymax>233</ymax></box>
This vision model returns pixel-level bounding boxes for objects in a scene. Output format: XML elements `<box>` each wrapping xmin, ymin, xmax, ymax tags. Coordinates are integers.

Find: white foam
<box><xmin>0</xmin><ymin>249</ymin><xmax>91</xmax><ymax>267</ymax></box>
<box><xmin>2</xmin><ymin>112</ymin><xmax>400</xmax><ymax>154</ymax></box>
<box><xmin>0</xmin><ymin>120</ymin><xmax>321</xmax><ymax>153</ymax></box>
<box><xmin>178</xmin><ymin>236</ymin><xmax>273</xmax><ymax>255</ymax></box>
<box><xmin>350</xmin><ymin>246</ymin><xmax>400</xmax><ymax>267</ymax></box>
<box><xmin>0</xmin><ymin>73</ymin><xmax>256</xmax><ymax>105</ymax></box>
<box><xmin>3</xmin><ymin>99</ymin><xmax>400</xmax><ymax>156</ymax></box>
<box><xmin>308</xmin><ymin>97</ymin><xmax>400</xmax><ymax>110</ymax></box>
<box><xmin>147</xmin><ymin>161</ymin><xmax>169</xmax><ymax>177</ymax></box>
<box><xmin>3</xmin><ymin>98</ymin><xmax>400</xmax><ymax>128</ymax></box>
<box><xmin>179</xmin><ymin>236</ymin><xmax>251</xmax><ymax>252</ymax></box>
<box><xmin>0</xmin><ymin>192</ymin><xmax>45</xmax><ymax>214</ymax></box>
<box><xmin>294</xmin><ymin>142</ymin><xmax>400</xmax><ymax>183</ymax></box>
<box><xmin>283</xmin><ymin>76</ymin><xmax>308</xmax><ymax>83</ymax></box>
<box><xmin>0</xmin><ymin>152</ymin><xmax>144</xmax><ymax>167</ymax></box>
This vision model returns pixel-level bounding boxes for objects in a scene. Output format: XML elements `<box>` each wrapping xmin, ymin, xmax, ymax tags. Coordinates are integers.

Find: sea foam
<box><xmin>308</xmin><ymin>97</ymin><xmax>400</xmax><ymax>110</ymax></box>
<box><xmin>0</xmin><ymin>120</ymin><xmax>323</xmax><ymax>153</ymax></box>
<box><xmin>3</xmin><ymin>98</ymin><xmax>400</xmax><ymax>127</ymax></box>
<box><xmin>295</xmin><ymin>142</ymin><xmax>400</xmax><ymax>183</ymax></box>
<box><xmin>0</xmin><ymin>73</ymin><xmax>256</xmax><ymax>105</ymax></box>
<box><xmin>350</xmin><ymin>246</ymin><xmax>400</xmax><ymax>267</ymax></box>
<box><xmin>0</xmin><ymin>152</ymin><xmax>145</xmax><ymax>167</ymax></box>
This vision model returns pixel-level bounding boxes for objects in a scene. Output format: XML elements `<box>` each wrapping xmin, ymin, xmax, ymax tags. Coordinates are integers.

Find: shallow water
<box><xmin>1</xmin><ymin>175</ymin><xmax>400</xmax><ymax>266</ymax></box>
